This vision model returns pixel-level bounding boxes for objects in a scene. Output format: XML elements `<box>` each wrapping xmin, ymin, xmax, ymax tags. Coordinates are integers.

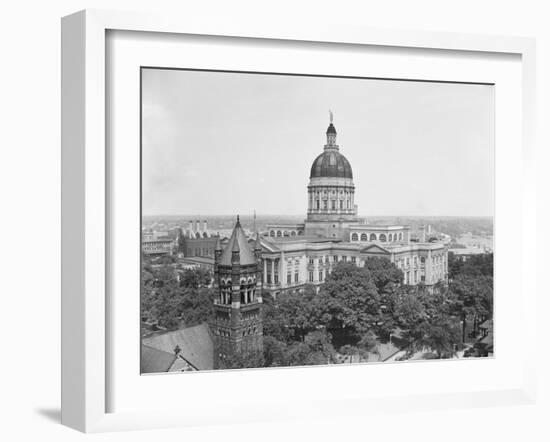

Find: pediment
<box><xmin>360</xmin><ymin>244</ymin><xmax>390</xmax><ymax>255</ymax></box>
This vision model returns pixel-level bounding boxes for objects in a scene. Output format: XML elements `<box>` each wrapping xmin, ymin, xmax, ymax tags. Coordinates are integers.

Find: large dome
<box><xmin>310</xmin><ymin>150</ymin><xmax>353</xmax><ymax>179</ymax></box>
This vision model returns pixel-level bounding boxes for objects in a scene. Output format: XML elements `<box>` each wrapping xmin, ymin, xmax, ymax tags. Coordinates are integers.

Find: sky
<box><xmin>142</xmin><ymin>68</ymin><xmax>494</xmax><ymax>217</ymax></box>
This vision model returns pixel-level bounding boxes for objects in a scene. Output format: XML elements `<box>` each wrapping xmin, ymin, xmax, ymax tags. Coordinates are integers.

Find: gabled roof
<box><xmin>360</xmin><ymin>244</ymin><xmax>391</xmax><ymax>255</ymax></box>
<box><xmin>218</xmin><ymin>217</ymin><xmax>256</xmax><ymax>266</ymax></box>
<box><xmin>142</xmin><ymin>323</ymin><xmax>214</xmax><ymax>371</ymax></box>
<box><xmin>141</xmin><ymin>344</ymin><xmax>177</xmax><ymax>374</ymax></box>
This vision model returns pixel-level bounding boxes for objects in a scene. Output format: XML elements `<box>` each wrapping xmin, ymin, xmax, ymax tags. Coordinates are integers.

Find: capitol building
<box><xmin>257</xmin><ymin>115</ymin><xmax>448</xmax><ymax>298</ymax></box>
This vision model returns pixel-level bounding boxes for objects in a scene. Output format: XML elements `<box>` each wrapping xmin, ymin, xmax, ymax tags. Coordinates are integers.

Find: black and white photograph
<box><xmin>140</xmin><ymin>68</ymin><xmax>494</xmax><ymax>373</ymax></box>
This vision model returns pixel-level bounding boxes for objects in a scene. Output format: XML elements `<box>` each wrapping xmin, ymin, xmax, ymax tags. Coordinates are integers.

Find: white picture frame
<box><xmin>61</xmin><ymin>9</ymin><xmax>537</xmax><ymax>433</ymax></box>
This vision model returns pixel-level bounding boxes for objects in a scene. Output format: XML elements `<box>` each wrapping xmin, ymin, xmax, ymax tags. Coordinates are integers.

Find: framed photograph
<box><xmin>61</xmin><ymin>9</ymin><xmax>537</xmax><ymax>432</ymax></box>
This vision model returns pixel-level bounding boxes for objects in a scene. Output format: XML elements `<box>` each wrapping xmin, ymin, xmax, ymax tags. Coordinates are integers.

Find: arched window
<box><xmin>276</xmin><ymin>230</ymin><xmax>282</xmax><ymax>237</ymax></box>
<box><xmin>291</xmin><ymin>231</ymin><xmax>296</xmax><ymax>236</ymax></box>
<box><xmin>370</xmin><ymin>233</ymin><xmax>377</xmax><ymax>241</ymax></box>
<box><xmin>221</xmin><ymin>280</ymin><xmax>231</xmax><ymax>304</ymax></box>
<box><xmin>240</xmin><ymin>280</ymin><xmax>246</xmax><ymax>304</ymax></box>
<box><xmin>361</xmin><ymin>233</ymin><xmax>368</xmax><ymax>241</ymax></box>
<box><xmin>389</xmin><ymin>234</ymin><xmax>393</xmax><ymax>242</ymax></box>
<box><xmin>399</xmin><ymin>233</ymin><xmax>403</xmax><ymax>240</ymax></box>
<box><xmin>283</xmin><ymin>231</ymin><xmax>289</xmax><ymax>237</ymax></box>
<box><xmin>270</xmin><ymin>230</ymin><xmax>275</xmax><ymax>237</ymax></box>
<box><xmin>247</xmin><ymin>278</ymin><xmax>254</xmax><ymax>303</ymax></box>
<box><xmin>379</xmin><ymin>234</ymin><xmax>387</xmax><ymax>242</ymax></box>
<box><xmin>351</xmin><ymin>233</ymin><xmax>359</xmax><ymax>241</ymax></box>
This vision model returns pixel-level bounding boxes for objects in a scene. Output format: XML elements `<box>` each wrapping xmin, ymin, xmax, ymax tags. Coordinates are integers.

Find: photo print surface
<box><xmin>140</xmin><ymin>68</ymin><xmax>494</xmax><ymax>373</ymax></box>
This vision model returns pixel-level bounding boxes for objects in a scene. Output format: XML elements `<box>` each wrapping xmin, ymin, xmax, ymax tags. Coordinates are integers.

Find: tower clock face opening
<box><xmin>140</xmin><ymin>68</ymin><xmax>494</xmax><ymax>373</ymax></box>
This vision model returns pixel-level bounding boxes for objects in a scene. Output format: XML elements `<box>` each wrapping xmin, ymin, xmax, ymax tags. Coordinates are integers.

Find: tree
<box><xmin>362</xmin><ymin>257</ymin><xmax>403</xmax><ymax>292</ymax></box>
<box><xmin>179</xmin><ymin>267</ymin><xmax>212</xmax><ymax>289</ymax></box>
<box><xmin>141</xmin><ymin>265</ymin><xmax>216</xmax><ymax>331</ymax></box>
<box><xmin>313</xmin><ymin>262</ymin><xmax>381</xmax><ymax>336</ymax></box>
<box><xmin>263</xmin><ymin>336</ymin><xmax>288</xmax><ymax>367</ymax></box>
<box><xmin>285</xmin><ymin>330</ymin><xmax>337</xmax><ymax>367</ymax></box>
<box><xmin>218</xmin><ymin>348</ymin><xmax>265</xmax><ymax>370</ymax></box>
<box><xmin>416</xmin><ymin>317</ymin><xmax>462</xmax><ymax>358</ymax></box>
<box><xmin>276</xmin><ymin>286</ymin><xmax>319</xmax><ymax>341</ymax></box>
<box><xmin>448</xmin><ymin>272</ymin><xmax>493</xmax><ymax>338</ymax></box>
<box><xmin>261</xmin><ymin>296</ymin><xmax>292</xmax><ymax>343</ymax></box>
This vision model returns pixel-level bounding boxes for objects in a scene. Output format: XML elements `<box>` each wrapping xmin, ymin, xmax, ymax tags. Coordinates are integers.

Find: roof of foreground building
<box><xmin>141</xmin><ymin>345</ymin><xmax>177</xmax><ymax>373</ymax></box>
<box><xmin>142</xmin><ymin>323</ymin><xmax>214</xmax><ymax>371</ymax></box>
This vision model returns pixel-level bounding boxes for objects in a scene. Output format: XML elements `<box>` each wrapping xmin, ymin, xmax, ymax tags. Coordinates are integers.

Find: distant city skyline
<box><xmin>142</xmin><ymin>69</ymin><xmax>494</xmax><ymax>217</ymax></box>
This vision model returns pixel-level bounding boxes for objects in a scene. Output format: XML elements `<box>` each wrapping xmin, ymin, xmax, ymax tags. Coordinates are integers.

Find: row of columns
<box><xmin>308</xmin><ymin>187</ymin><xmax>355</xmax><ymax>214</ymax></box>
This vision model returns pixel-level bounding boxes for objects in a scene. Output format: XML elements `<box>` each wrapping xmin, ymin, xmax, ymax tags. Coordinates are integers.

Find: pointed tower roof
<box><xmin>219</xmin><ymin>216</ymin><xmax>256</xmax><ymax>266</ymax></box>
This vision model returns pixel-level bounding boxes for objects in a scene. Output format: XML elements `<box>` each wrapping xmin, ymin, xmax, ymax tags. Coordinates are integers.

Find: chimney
<box><xmin>195</xmin><ymin>220</ymin><xmax>200</xmax><ymax>232</ymax></box>
<box><xmin>188</xmin><ymin>220</ymin><xmax>193</xmax><ymax>232</ymax></box>
<box><xmin>420</xmin><ymin>225</ymin><xmax>426</xmax><ymax>242</ymax></box>
<box><xmin>203</xmin><ymin>220</ymin><xmax>208</xmax><ymax>233</ymax></box>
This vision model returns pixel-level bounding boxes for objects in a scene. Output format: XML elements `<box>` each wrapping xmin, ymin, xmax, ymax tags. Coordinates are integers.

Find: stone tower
<box><xmin>211</xmin><ymin>216</ymin><xmax>263</xmax><ymax>368</ymax></box>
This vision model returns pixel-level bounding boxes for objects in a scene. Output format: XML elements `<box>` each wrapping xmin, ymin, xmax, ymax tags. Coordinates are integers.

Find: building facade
<box><xmin>177</xmin><ymin>220</ymin><xmax>219</xmax><ymax>258</ymax></box>
<box><xmin>141</xmin><ymin>237</ymin><xmax>177</xmax><ymax>256</ymax></box>
<box><xmin>262</xmin><ymin>116</ymin><xmax>448</xmax><ymax>297</ymax></box>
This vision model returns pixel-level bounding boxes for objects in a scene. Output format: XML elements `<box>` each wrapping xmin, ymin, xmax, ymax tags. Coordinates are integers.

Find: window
<box><xmin>342</xmin><ymin>256</ymin><xmax>347</xmax><ymax>262</ymax></box>
<box><xmin>340</xmin><ymin>200</ymin><xmax>343</xmax><ymax>209</ymax></box>
<box><xmin>240</xmin><ymin>285</ymin><xmax>246</xmax><ymax>304</ymax></box>
<box><xmin>331</xmin><ymin>200</ymin><xmax>336</xmax><ymax>210</ymax></box>
<box><xmin>379</xmin><ymin>234</ymin><xmax>387</xmax><ymax>242</ymax></box>
<box><xmin>294</xmin><ymin>272</ymin><xmax>299</xmax><ymax>283</ymax></box>
<box><xmin>351</xmin><ymin>233</ymin><xmax>358</xmax><ymax>241</ymax></box>
<box><xmin>370</xmin><ymin>233</ymin><xmax>377</xmax><ymax>241</ymax></box>
<box><xmin>351</xmin><ymin>256</ymin><xmax>356</xmax><ymax>263</ymax></box>
<box><xmin>270</xmin><ymin>230</ymin><xmax>275</xmax><ymax>237</ymax></box>
<box><xmin>274</xmin><ymin>273</ymin><xmax>279</xmax><ymax>284</ymax></box>
<box><xmin>276</xmin><ymin>230</ymin><xmax>282</xmax><ymax>237</ymax></box>
<box><xmin>319</xmin><ymin>271</ymin><xmax>323</xmax><ymax>281</ymax></box>
<box><xmin>361</xmin><ymin>233</ymin><xmax>368</xmax><ymax>241</ymax></box>
<box><xmin>333</xmin><ymin>256</ymin><xmax>338</xmax><ymax>262</ymax></box>
<box><xmin>309</xmin><ymin>271</ymin><xmax>314</xmax><ymax>282</ymax></box>
<box><xmin>309</xmin><ymin>258</ymin><xmax>314</xmax><ymax>264</ymax></box>
<box><xmin>316</xmin><ymin>200</ymin><xmax>320</xmax><ymax>210</ymax></box>
<box><xmin>287</xmin><ymin>274</ymin><xmax>291</xmax><ymax>284</ymax></box>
